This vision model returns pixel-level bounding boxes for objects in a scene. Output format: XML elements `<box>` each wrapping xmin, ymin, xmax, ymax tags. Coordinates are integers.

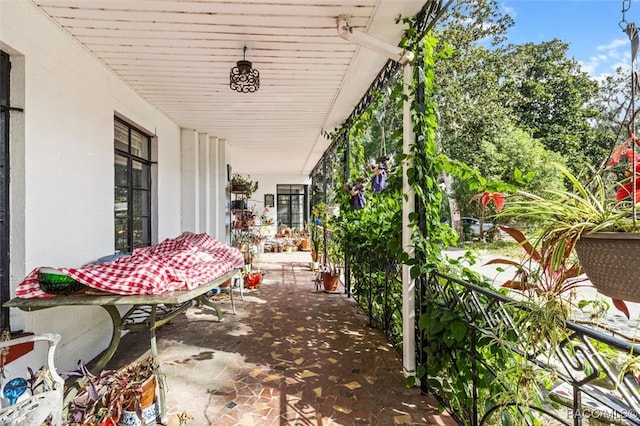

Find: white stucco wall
<box><xmin>0</xmin><ymin>0</ymin><xmax>184</xmax><ymax>372</ymax></box>
<box><xmin>245</xmin><ymin>174</ymin><xmax>311</xmax><ymax>229</ymax></box>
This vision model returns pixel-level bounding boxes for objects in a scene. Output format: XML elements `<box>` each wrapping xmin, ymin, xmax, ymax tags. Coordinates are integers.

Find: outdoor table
<box><xmin>4</xmin><ymin>267</ymin><xmax>241</xmax><ymax>424</ymax></box>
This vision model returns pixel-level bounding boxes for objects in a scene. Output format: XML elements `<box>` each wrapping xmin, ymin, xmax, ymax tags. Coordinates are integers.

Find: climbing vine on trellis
<box><xmin>319</xmin><ymin>13</ymin><xmax>519</xmax><ymax>423</ymax></box>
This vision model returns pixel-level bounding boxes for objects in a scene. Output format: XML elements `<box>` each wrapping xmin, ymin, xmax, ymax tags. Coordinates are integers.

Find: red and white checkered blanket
<box><xmin>16</xmin><ymin>233</ymin><xmax>245</xmax><ymax>298</ymax></box>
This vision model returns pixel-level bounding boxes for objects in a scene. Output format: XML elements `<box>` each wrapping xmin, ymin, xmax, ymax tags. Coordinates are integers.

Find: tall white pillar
<box><xmin>180</xmin><ymin>129</ymin><xmax>199</xmax><ymax>233</ymax></box>
<box><xmin>402</xmin><ymin>63</ymin><xmax>416</xmax><ymax>378</ymax></box>
<box><xmin>209</xmin><ymin>136</ymin><xmax>220</xmax><ymax>240</ymax></box>
<box><xmin>217</xmin><ymin>139</ymin><xmax>229</xmax><ymax>244</ymax></box>
<box><xmin>198</xmin><ymin>132</ymin><xmax>210</xmax><ymax>233</ymax></box>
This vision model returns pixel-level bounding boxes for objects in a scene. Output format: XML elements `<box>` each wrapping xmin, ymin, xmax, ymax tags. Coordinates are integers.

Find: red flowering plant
<box><xmin>607</xmin><ymin>109</ymin><xmax>640</xmax><ymax>204</ymax></box>
<box><xmin>469</xmin><ymin>190</ymin><xmax>505</xmax><ymax>240</ymax></box>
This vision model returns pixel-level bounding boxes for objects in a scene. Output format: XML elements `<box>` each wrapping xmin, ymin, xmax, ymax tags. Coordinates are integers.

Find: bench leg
<box><xmin>149</xmin><ymin>305</ymin><xmax>169</xmax><ymax>424</ymax></box>
<box><xmin>197</xmin><ymin>296</ymin><xmax>224</xmax><ymax>321</ymax></box>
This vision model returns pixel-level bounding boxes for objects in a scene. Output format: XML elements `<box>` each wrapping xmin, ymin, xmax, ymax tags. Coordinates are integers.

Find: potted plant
<box><xmin>309</xmin><ymin>222</ymin><xmax>323</xmax><ymax>270</ymax></box>
<box><xmin>309</xmin><ymin>203</ymin><xmax>329</xmax><ymax>270</ymax></box>
<box><xmin>497</xmin><ymin>156</ymin><xmax>639</xmax><ymax>307</ymax></box>
<box><xmin>320</xmin><ymin>238</ymin><xmax>342</xmax><ymax>292</ymax></box>
<box><xmin>65</xmin><ymin>356</ymin><xmax>157</xmax><ymax>426</ymax></box>
<box><xmin>230</xmin><ymin>174</ymin><xmax>259</xmax><ymax>200</ymax></box>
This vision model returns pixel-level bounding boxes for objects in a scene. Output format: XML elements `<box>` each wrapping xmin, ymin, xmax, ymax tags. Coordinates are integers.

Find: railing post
<box><xmin>573</xmin><ymin>387</ymin><xmax>582</xmax><ymax>426</ymax></box>
<box><xmin>471</xmin><ymin>328</ymin><xmax>478</xmax><ymax>426</ymax></box>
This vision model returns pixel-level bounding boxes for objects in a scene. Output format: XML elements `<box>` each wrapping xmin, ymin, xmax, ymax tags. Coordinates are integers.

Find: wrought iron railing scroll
<box><xmin>419</xmin><ymin>271</ymin><xmax>640</xmax><ymax>426</ymax></box>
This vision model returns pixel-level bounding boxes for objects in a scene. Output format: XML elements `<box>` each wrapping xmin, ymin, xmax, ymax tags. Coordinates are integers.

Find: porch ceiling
<box><xmin>31</xmin><ymin>0</ymin><xmax>431</xmax><ymax>176</ymax></box>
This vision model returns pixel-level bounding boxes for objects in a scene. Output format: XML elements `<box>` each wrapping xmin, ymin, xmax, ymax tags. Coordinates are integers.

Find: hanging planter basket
<box><xmin>574</xmin><ymin>232</ymin><xmax>640</xmax><ymax>303</ymax></box>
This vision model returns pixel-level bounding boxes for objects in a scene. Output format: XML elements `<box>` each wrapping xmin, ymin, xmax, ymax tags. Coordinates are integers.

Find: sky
<box><xmin>498</xmin><ymin>0</ymin><xmax>637</xmax><ymax>79</ymax></box>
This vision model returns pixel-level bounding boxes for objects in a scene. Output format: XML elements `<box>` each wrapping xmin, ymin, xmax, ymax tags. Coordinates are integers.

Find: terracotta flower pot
<box><xmin>321</xmin><ymin>272</ymin><xmax>339</xmax><ymax>292</ymax></box>
<box><xmin>125</xmin><ymin>375</ymin><xmax>156</xmax><ymax>411</ymax></box>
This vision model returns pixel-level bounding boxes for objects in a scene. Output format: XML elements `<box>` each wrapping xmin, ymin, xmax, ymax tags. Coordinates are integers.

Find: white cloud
<box><xmin>597</xmin><ymin>38</ymin><xmax>629</xmax><ymax>52</ymax></box>
<box><xmin>578</xmin><ymin>37</ymin><xmax>632</xmax><ymax>79</ymax></box>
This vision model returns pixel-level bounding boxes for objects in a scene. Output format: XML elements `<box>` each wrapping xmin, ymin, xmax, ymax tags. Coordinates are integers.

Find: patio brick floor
<box><xmin>103</xmin><ymin>251</ymin><xmax>456</xmax><ymax>426</ymax></box>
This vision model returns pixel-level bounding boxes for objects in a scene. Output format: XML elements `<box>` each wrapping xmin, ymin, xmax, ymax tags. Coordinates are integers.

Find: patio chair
<box><xmin>0</xmin><ymin>333</ymin><xmax>64</xmax><ymax>426</ymax></box>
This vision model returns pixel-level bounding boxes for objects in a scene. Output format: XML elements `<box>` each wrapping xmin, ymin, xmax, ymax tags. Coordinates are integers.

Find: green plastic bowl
<box><xmin>38</xmin><ymin>267</ymin><xmax>85</xmax><ymax>295</ymax></box>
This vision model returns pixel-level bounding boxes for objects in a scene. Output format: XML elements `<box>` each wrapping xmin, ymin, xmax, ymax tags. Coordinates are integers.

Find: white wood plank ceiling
<box><xmin>31</xmin><ymin>0</ymin><xmax>430</xmax><ymax>176</ymax></box>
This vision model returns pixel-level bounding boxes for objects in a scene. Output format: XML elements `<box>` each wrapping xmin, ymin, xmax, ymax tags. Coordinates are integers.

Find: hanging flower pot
<box><xmin>574</xmin><ymin>232</ymin><xmax>640</xmax><ymax>303</ymax></box>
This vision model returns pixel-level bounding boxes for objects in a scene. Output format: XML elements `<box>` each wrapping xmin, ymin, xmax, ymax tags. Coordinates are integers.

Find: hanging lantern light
<box><xmin>230</xmin><ymin>46</ymin><xmax>260</xmax><ymax>93</ymax></box>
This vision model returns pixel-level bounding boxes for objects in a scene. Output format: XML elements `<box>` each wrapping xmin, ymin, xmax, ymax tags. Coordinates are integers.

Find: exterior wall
<box><xmin>247</xmin><ymin>174</ymin><xmax>310</xmax><ymax>231</ymax></box>
<box><xmin>0</xmin><ymin>1</ymin><xmax>186</xmax><ymax>372</ymax></box>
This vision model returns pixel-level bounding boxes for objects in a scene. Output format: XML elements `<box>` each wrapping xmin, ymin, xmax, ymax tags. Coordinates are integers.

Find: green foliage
<box><xmin>499</xmin><ymin>163</ymin><xmax>640</xmax><ymax>235</ymax></box>
<box><xmin>321</xmin><ymin>3</ymin><xmax>591</xmax><ymax>422</ymax></box>
<box><xmin>230</xmin><ymin>174</ymin><xmax>259</xmax><ymax>199</ymax></box>
<box><xmin>498</xmin><ymin>39</ymin><xmax>606</xmax><ymax>171</ymax></box>
<box><xmin>454</xmin><ymin>125</ymin><xmax>567</xmax><ymax>219</ymax></box>
<box><xmin>309</xmin><ymin>203</ymin><xmax>328</xmax><ymax>262</ymax></box>
<box><xmin>431</xmin><ymin>0</ymin><xmax>614</xmax><ymax>218</ymax></box>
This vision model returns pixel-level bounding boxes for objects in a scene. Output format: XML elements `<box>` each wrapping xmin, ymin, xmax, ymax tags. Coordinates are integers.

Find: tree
<box><xmin>433</xmin><ymin>0</ymin><xmax>515</xmax><ymax>165</ymax></box>
<box><xmin>498</xmin><ymin>40</ymin><xmax>607</xmax><ymax>170</ymax></box>
<box><xmin>453</xmin><ymin>125</ymin><xmax>566</xmax><ymax>220</ymax></box>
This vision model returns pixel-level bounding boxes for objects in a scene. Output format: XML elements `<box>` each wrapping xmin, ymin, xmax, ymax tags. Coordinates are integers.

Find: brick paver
<box><xmin>105</xmin><ymin>252</ymin><xmax>456</xmax><ymax>425</ymax></box>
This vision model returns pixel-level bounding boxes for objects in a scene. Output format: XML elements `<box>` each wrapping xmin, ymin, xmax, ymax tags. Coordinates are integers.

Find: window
<box><xmin>276</xmin><ymin>184</ymin><xmax>307</xmax><ymax>231</ymax></box>
<box><xmin>114</xmin><ymin>118</ymin><xmax>152</xmax><ymax>253</ymax></box>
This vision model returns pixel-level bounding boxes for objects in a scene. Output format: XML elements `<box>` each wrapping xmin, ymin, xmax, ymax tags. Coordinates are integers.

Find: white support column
<box><xmin>334</xmin><ymin>14</ymin><xmax>417</xmax><ymax>378</ymax></box>
<box><xmin>180</xmin><ymin>129</ymin><xmax>199</xmax><ymax>233</ymax></box>
<box><xmin>402</xmin><ymin>63</ymin><xmax>416</xmax><ymax>379</ymax></box>
<box><xmin>217</xmin><ymin>139</ymin><xmax>229</xmax><ymax>244</ymax></box>
<box><xmin>209</xmin><ymin>136</ymin><xmax>220</xmax><ymax>240</ymax></box>
<box><xmin>198</xmin><ymin>133</ymin><xmax>210</xmax><ymax>234</ymax></box>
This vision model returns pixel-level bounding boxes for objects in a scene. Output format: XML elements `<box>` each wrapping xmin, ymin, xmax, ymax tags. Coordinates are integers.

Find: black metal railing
<box><xmin>420</xmin><ymin>271</ymin><xmax>640</xmax><ymax>426</ymax></box>
<box><xmin>346</xmin><ymin>251</ymin><xmax>403</xmax><ymax>347</ymax></box>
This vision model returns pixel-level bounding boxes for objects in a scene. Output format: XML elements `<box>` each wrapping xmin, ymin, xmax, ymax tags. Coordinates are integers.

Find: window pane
<box><xmin>130</xmin><ymin>130</ymin><xmax>150</xmax><ymax>160</ymax></box>
<box><xmin>132</xmin><ymin>190</ymin><xmax>149</xmax><ymax>216</ymax></box>
<box><xmin>132</xmin><ymin>216</ymin><xmax>150</xmax><ymax>248</ymax></box>
<box><xmin>114</xmin><ymin>121</ymin><xmax>129</xmax><ymax>153</ymax></box>
<box><xmin>277</xmin><ymin>194</ymin><xmax>289</xmax><ymax>228</ymax></box>
<box><xmin>132</xmin><ymin>161</ymin><xmax>149</xmax><ymax>189</ymax></box>
<box><xmin>115</xmin><ymin>154</ymin><xmax>128</xmax><ymax>187</ymax></box>
<box><xmin>115</xmin><ymin>186</ymin><xmax>128</xmax><ymax>214</ymax></box>
<box><xmin>115</xmin><ymin>217</ymin><xmax>129</xmax><ymax>252</ymax></box>
<box><xmin>114</xmin><ymin>117</ymin><xmax>152</xmax><ymax>253</ymax></box>
<box><xmin>291</xmin><ymin>197</ymin><xmax>304</xmax><ymax>231</ymax></box>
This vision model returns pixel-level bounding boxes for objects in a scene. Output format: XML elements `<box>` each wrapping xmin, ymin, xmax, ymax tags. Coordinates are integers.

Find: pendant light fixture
<box><xmin>230</xmin><ymin>46</ymin><xmax>260</xmax><ymax>93</ymax></box>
